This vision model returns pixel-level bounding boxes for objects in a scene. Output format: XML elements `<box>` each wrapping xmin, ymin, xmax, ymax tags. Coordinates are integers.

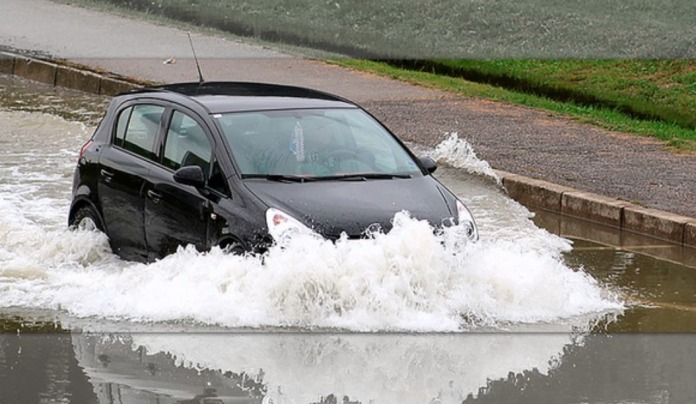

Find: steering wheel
<box><xmin>325</xmin><ymin>148</ymin><xmax>359</xmax><ymax>162</ymax></box>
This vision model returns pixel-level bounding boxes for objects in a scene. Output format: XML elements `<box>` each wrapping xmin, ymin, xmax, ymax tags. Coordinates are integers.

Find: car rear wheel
<box><xmin>71</xmin><ymin>205</ymin><xmax>105</xmax><ymax>232</ymax></box>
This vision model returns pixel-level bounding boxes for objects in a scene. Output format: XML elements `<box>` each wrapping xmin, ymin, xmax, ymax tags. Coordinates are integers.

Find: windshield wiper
<box><xmin>241</xmin><ymin>174</ymin><xmax>316</xmax><ymax>183</ymax></box>
<box><xmin>315</xmin><ymin>173</ymin><xmax>413</xmax><ymax>181</ymax></box>
<box><xmin>242</xmin><ymin>173</ymin><xmax>412</xmax><ymax>182</ymax></box>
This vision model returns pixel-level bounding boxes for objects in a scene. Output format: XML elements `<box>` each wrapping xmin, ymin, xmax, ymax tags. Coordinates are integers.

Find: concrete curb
<box><xmin>2</xmin><ymin>51</ymin><xmax>695</xmax><ymax>248</ymax></box>
<box><xmin>1</xmin><ymin>52</ymin><xmax>142</xmax><ymax>95</ymax></box>
<box><xmin>497</xmin><ymin>169</ymin><xmax>696</xmax><ymax>247</ymax></box>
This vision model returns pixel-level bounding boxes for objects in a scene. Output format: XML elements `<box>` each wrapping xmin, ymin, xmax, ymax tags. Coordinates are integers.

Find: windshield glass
<box><xmin>215</xmin><ymin>108</ymin><xmax>422</xmax><ymax>178</ymax></box>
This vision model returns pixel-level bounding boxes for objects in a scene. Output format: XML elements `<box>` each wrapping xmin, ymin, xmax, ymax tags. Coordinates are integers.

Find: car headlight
<box><xmin>265</xmin><ymin>208</ymin><xmax>321</xmax><ymax>241</ymax></box>
<box><xmin>456</xmin><ymin>200</ymin><xmax>479</xmax><ymax>241</ymax></box>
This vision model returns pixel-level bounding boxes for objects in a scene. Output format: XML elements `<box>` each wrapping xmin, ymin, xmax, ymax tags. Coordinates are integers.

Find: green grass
<box><xmin>332</xmin><ymin>59</ymin><xmax>696</xmax><ymax>150</ymax></box>
<box><xmin>398</xmin><ymin>60</ymin><xmax>696</xmax><ymax>129</ymax></box>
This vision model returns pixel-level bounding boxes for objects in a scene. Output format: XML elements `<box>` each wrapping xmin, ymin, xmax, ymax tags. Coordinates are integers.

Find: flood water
<box><xmin>0</xmin><ymin>74</ymin><xmax>695</xmax><ymax>404</ymax></box>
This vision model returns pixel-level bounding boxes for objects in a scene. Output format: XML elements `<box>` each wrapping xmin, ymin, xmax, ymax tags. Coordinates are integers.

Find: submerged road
<box><xmin>0</xmin><ymin>75</ymin><xmax>695</xmax><ymax>404</ymax></box>
<box><xmin>1</xmin><ymin>0</ymin><xmax>696</xmax><ymax>220</ymax></box>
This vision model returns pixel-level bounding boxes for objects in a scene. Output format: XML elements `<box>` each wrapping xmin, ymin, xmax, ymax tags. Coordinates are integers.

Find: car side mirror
<box><xmin>418</xmin><ymin>156</ymin><xmax>438</xmax><ymax>174</ymax></box>
<box><xmin>173</xmin><ymin>165</ymin><xmax>206</xmax><ymax>188</ymax></box>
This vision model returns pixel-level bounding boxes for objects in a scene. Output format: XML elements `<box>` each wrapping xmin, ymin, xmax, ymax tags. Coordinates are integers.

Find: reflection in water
<box><xmin>73</xmin><ymin>333</ymin><xmax>265</xmax><ymax>403</ymax></box>
<box><xmin>1</xmin><ymin>328</ymin><xmax>695</xmax><ymax>404</ymax></box>
<box><xmin>558</xmin><ymin>238</ymin><xmax>696</xmax><ymax>332</ymax></box>
<box><xmin>72</xmin><ymin>331</ymin><xmax>574</xmax><ymax>404</ymax></box>
<box><xmin>464</xmin><ymin>334</ymin><xmax>696</xmax><ymax>404</ymax></box>
<box><xmin>0</xmin><ymin>327</ymin><xmax>97</xmax><ymax>404</ymax></box>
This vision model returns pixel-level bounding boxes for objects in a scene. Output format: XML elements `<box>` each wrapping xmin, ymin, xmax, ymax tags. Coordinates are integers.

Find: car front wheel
<box><xmin>220</xmin><ymin>241</ymin><xmax>246</xmax><ymax>255</ymax></box>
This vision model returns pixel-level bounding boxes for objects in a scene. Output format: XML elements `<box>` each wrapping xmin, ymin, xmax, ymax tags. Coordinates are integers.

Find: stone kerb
<box><xmin>0</xmin><ymin>52</ymin><xmax>15</xmax><ymax>74</ymax></box>
<box><xmin>623</xmin><ymin>205</ymin><xmax>689</xmax><ymax>244</ymax></box>
<box><xmin>498</xmin><ymin>171</ymin><xmax>574</xmax><ymax>212</ymax></box>
<box><xmin>561</xmin><ymin>191</ymin><xmax>631</xmax><ymax>228</ymax></box>
<box><xmin>496</xmin><ymin>170</ymin><xmax>696</xmax><ymax>247</ymax></box>
<box><xmin>98</xmin><ymin>78</ymin><xmax>139</xmax><ymax>96</ymax></box>
<box><xmin>1</xmin><ymin>52</ymin><xmax>140</xmax><ymax>96</ymax></box>
<box><xmin>56</xmin><ymin>67</ymin><xmax>102</xmax><ymax>94</ymax></box>
<box><xmin>686</xmin><ymin>221</ymin><xmax>696</xmax><ymax>247</ymax></box>
<box><xmin>13</xmin><ymin>57</ymin><xmax>57</xmax><ymax>86</ymax></box>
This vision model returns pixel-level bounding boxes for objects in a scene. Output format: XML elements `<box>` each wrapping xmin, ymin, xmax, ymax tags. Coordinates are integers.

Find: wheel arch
<box><xmin>68</xmin><ymin>197</ymin><xmax>105</xmax><ymax>230</ymax></box>
<box><xmin>215</xmin><ymin>235</ymin><xmax>246</xmax><ymax>251</ymax></box>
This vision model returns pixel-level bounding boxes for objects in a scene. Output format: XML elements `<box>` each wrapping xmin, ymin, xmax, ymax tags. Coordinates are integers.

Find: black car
<box><xmin>69</xmin><ymin>82</ymin><xmax>478</xmax><ymax>262</ymax></box>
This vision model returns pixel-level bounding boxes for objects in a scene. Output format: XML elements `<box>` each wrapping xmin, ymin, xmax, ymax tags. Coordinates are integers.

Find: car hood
<box><xmin>243</xmin><ymin>176</ymin><xmax>455</xmax><ymax>238</ymax></box>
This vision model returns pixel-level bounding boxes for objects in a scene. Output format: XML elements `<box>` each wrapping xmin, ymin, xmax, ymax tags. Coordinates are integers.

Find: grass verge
<box><xmin>391</xmin><ymin>59</ymin><xmax>696</xmax><ymax>129</ymax></box>
<box><xmin>332</xmin><ymin>59</ymin><xmax>696</xmax><ymax>151</ymax></box>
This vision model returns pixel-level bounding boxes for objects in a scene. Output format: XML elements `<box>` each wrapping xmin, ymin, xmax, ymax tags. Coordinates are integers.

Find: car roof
<box><xmin>126</xmin><ymin>81</ymin><xmax>358</xmax><ymax>114</ymax></box>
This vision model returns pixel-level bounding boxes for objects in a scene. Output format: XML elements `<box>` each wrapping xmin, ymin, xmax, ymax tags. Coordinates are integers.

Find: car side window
<box><xmin>163</xmin><ymin>111</ymin><xmax>212</xmax><ymax>177</ymax></box>
<box><xmin>114</xmin><ymin>107</ymin><xmax>131</xmax><ymax>147</ymax></box>
<box><xmin>115</xmin><ymin>104</ymin><xmax>165</xmax><ymax>161</ymax></box>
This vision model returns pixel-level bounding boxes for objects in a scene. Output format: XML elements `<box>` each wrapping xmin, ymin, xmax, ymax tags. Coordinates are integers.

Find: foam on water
<box><xmin>0</xmin><ymin>110</ymin><xmax>623</xmax><ymax>332</ymax></box>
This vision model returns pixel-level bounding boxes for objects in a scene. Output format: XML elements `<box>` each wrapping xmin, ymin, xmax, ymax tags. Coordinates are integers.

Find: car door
<box><xmin>98</xmin><ymin>103</ymin><xmax>165</xmax><ymax>261</ymax></box>
<box><xmin>144</xmin><ymin>109</ymin><xmax>214</xmax><ymax>260</ymax></box>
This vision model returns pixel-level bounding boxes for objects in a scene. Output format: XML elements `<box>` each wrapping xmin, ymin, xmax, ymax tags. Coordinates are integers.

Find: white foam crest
<box><xmin>430</xmin><ymin>132</ymin><xmax>499</xmax><ymax>182</ymax></box>
<box><xmin>448</xmin><ymin>241</ymin><xmax>617</xmax><ymax>325</ymax></box>
<box><xmin>1</xmin><ymin>213</ymin><xmax>621</xmax><ymax>331</ymax></box>
<box><xmin>0</xmin><ymin>228</ymin><xmax>115</xmax><ymax>310</ymax></box>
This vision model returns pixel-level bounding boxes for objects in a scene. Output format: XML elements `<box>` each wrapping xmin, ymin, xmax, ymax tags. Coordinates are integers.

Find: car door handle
<box><xmin>100</xmin><ymin>169</ymin><xmax>114</xmax><ymax>183</ymax></box>
<box><xmin>147</xmin><ymin>190</ymin><xmax>163</xmax><ymax>203</ymax></box>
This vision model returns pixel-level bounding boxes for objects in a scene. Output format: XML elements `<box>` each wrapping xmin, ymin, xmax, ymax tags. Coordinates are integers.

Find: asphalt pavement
<box><xmin>2</xmin><ymin>0</ymin><xmax>695</xmax><ymax>220</ymax></box>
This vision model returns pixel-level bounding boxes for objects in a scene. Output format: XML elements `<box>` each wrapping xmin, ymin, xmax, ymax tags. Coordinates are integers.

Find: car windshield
<box><xmin>215</xmin><ymin>108</ymin><xmax>422</xmax><ymax>179</ymax></box>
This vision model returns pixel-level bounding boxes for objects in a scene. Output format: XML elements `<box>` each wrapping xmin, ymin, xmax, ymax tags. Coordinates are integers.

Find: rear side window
<box><xmin>162</xmin><ymin>111</ymin><xmax>212</xmax><ymax>176</ymax></box>
<box><xmin>114</xmin><ymin>104</ymin><xmax>165</xmax><ymax>161</ymax></box>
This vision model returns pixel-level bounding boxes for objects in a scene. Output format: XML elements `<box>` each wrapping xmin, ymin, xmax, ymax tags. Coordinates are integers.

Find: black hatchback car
<box><xmin>69</xmin><ymin>82</ymin><xmax>477</xmax><ymax>262</ymax></box>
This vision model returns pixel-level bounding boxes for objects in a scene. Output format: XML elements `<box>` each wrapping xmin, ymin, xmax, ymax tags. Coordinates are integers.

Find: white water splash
<box><xmin>0</xmin><ymin>213</ymin><xmax>621</xmax><ymax>331</ymax></box>
<box><xmin>0</xmin><ymin>109</ymin><xmax>623</xmax><ymax>332</ymax></box>
<box><xmin>430</xmin><ymin>132</ymin><xmax>499</xmax><ymax>182</ymax></box>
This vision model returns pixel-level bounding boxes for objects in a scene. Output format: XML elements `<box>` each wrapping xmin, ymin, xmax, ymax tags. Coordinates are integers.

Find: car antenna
<box><xmin>187</xmin><ymin>32</ymin><xmax>205</xmax><ymax>85</ymax></box>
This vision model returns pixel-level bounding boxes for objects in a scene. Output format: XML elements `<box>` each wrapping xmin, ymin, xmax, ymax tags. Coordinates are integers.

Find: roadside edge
<box><xmin>497</xmin><ymin>170</ymin><xmax>696</xmax><ymax>247</ymax></box>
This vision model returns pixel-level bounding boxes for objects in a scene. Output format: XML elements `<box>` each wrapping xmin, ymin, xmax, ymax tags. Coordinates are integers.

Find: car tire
<box><xmin>221</xmin><ymin>241</ymin><xmax>246</xmax><ymax>255</ymax></box>
<box><xmin>70</xmin><ymin>205</ymin><xmax>105</xmax><ymax>232</ymax></box>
